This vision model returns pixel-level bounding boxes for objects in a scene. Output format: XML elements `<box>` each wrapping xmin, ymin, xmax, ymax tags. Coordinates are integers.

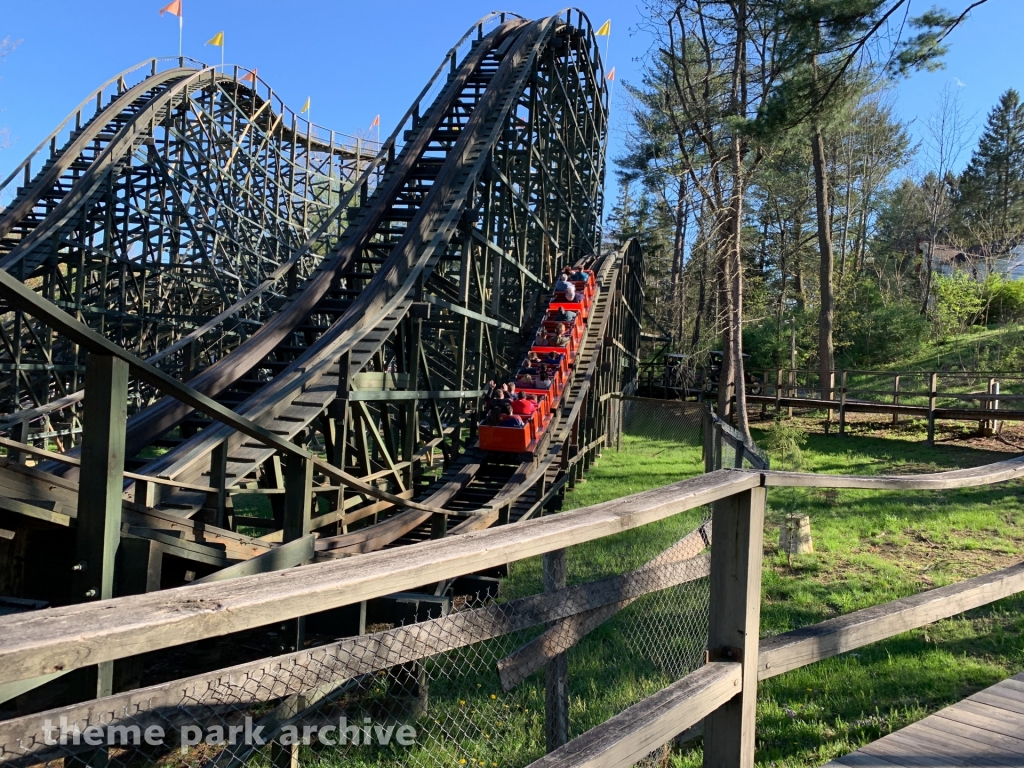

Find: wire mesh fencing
<box><xmin>0</xmin><ymin>513</ymin><xmax>713</xmax><ymax>768</ymax></box>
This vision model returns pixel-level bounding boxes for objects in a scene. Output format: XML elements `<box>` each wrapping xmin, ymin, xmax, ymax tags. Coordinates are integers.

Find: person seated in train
<box><xmin>550</xmin><ymin>306</ymin><xmax>577</xmax><ymax>324</ymax></box>
<box><xmin>535</xmin><ymin>370</ymin><xmax>553</xmax><ymax>389</ymax></box>
<box><xmin>511</xmin><ymin>392</ymin><xmax>537</xmax><ymax>417</ymax></box>
<box><xmin>571</xmin><ymin>266</ymin><xmax>589</xmax><ymax>283</ymax></box>
<box><xmin>484</xmin><ymin>406</ymin><xmax>505</xmax><ymax>426</ymax></box>
<box><xmin>552</xmin><ymin>323</ymin><xmax>571</xmax><ymax>346</ymax></box>
<box><xmin>516</xmin><ymin>371</ymin><xmax>536</xmax><ymax>388</ymax></box>
<box><xmin>525</xmin><ymin>351</ymin><xmax>542</xmax><ymax>368</ymax></box>
<box><xmin>554</xmin><ymin>273</ymin><xmax>577</xmax><ymax>300</ymax></box>
<box><xmin>498</xmin><ymin>412</ymin><xmax>526</xmax><ymax>428</ymax></box>
<box><xmin>540</xmin><ymin>351</ymin><xmax>563</xmax><ymax>367</ymax></box>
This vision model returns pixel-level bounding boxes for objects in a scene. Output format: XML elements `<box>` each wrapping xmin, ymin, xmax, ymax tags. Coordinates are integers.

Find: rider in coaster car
<box><xmin>535</xmin><ymin>370</ymin><xmax>553</xmax><ymax>389</ymax></box>
<box><xmin>571</xmin><ymin>266</ymin><xmax>589</xmax><ymax>283</ymax></box>
<box><xmin>516</xmin><ymin>371</ymin><xmax>536</xmax><ymax>388</ymax></box>
<box><xmin>499</xmin><ymin>412</ymin><xmax>525</xmax><ymax>428</ymax></box>
<box><xmin>550</xmin><ymin>307</ymin><xmax>577</xmax><ymax>324</ymax></box>
<box><xmin>553</xmin><ymin>323</ymin><xmax>571</xmax><ymax>346</ymax></box>
<box><xmin>554</xmin><ymin>272</ymin><xmax>576</xmax><ymax>300</ymax></box>
<box><xmin>511</xmin><ymin>392</ymin><xmax>537</xmax><ymax>416</ymax></box>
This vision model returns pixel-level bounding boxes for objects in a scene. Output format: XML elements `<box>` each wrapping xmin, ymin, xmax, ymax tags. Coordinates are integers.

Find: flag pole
<box><xmin>178</xmin><ymin>14</ymin><xmax>183</xmax><ymax>58</ymax></box>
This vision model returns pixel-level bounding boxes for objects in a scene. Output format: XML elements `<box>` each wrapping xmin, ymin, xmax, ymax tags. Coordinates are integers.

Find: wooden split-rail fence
<box><xmin>706</xmin><ymin>368</ymin><xmax>1024</xmax><ymax>443</ymax></box>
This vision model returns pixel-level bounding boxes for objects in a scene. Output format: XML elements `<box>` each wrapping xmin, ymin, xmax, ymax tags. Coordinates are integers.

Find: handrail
<box><xmin>0</xmin><ymin>469</ymin><xmax>756</xmax><ymax>684</ymax></box>
<box><xmin>761</xmin><ymin>453</ymin><xmax>1024</xmax><ymax>489</ymax></box>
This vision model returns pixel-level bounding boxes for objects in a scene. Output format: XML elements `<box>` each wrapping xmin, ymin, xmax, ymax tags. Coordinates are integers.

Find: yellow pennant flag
<box><xmin>301</xmin><ymin>97</ymin><xmax>310</xmax><ymax>114</ymax></box>
<box><xmin>206</xmin><ymin>31</ymin><xmax>224</xmax><ymax>47</ymax></box>
<box><xmin>606</xmin><ymin>67</ymin><xmax>615</xmax><ymax>81</ymax></box>
<box><xmin>596</xmin><ymin>19</ymin><xmax>611</xmax><ymax>36</ymax></box>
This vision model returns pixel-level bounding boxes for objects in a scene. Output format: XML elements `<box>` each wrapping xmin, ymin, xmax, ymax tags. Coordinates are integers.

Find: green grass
<box><xmin>647</xmin><ymin>421</ymin><xmax>1024</xmax><ymax>767</ymax></box>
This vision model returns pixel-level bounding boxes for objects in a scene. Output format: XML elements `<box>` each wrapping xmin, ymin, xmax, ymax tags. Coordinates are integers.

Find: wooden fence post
<box><xmin>774</xmin><ymin>369</ymin><xmax>782</xmax><ymax>413</ymax></box>
<box><xmin>838</xmin><ymin>371</ymin><xmax>848</xmax><ymax>436</ymax></box>
<box><xmin>927</xmin><ymin>372</ymin><xmax>938</xmax><ymax>445</ymax></box>
<box><xmin>544</xmin><ymin>548</ymin><xmax>569</xmax><ymax>751</ymax></box>
<box><xmin>74</xmin><ymin>353</ymin><xmax>129</xmax><ymax>703</ymax></box>
<box><xmin>891</xmin><ymin>374</ymin><xmax>900</xmax><ymax>427</ymax></box>
<box><xmin>703</xmin><ymin>486</ymin><xmax>766</xmax><ymax>768</ymax></box>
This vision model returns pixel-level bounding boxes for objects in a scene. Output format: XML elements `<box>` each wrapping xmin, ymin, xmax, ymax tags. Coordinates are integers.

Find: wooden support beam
<box><xmin>703</xmin><ymin>487</ymin><xmax>765</xmax><ymax>768</ymax></box>
<box><xmin>73</xmin><ymin>354</ymin><xmax>129</xmax><ymax>604</ymax></box>
<box><xmin>208</xmin><ymin>439</ymin><xmax>228</xmax><ymax>529</ymax></box>
<box><xmin>193</xmin><ymin>535</ymin><xmax>315</xmax><ymax>585</ymax></box>
<box><xmin>72</xmin><ymin>353</ymin><xmax>128</xmax><ymax>713</ymax></box>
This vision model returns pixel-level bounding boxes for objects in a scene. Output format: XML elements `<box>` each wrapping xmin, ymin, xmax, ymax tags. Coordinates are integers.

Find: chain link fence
<box><xmin>0</xmin><ymin>518</ymin><xmax>713</xmax><ymax>768</ymax></box>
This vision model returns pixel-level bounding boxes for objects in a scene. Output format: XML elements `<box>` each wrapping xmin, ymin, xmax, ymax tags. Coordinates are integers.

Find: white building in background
<box><xmin>927</xmin><ymin>242</ymin><xmax>1024</xmax><ymax>281</ymax></box>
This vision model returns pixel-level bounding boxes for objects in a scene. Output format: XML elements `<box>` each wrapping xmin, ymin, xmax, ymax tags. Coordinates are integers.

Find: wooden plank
<box><xmin>192</xmin><ymin>535</ymin><xmax>315</xmax><ymax>585</ymax></box>
<box><xmin>0</xmin><ymin>496</ymin><xmax>70</xmax><ymax>526</ymax></box>
<box><xmin>916</xmin><ymin>715</ymin><xmax>1024</xmax><ymax>756</ymax></box>
<box><xmin>704</xmin><ymin>487</ymin><xmax>765</xmax><ymax>768</ymax></box>
<box><xmin>908</xmin><ymin>722</ymin><xmax>1024</xmax><ymax>766</ymax></box>
<box><xmin>525</xmin><ymin>662</ymin><xmax>741</xmax><ymax>768</ymax></box>
<box><xmin>758</xmin><ymin>560</ymin><xmax>1024</xmax><ymax>680</ymax></box>
<box><xmin>0</xmin><ymin>469</ymin><xmax>759</xmax><ymax>684</ymax></box>
<box><xmin>899</xmin><ymin>724</ymin><xmax>1023</xmax><ymax>767</ymax></box>
<box><xmin>763</xmin><ymin>453</ymin><xmax>1024</xmax><ymax>490</ymax></box>
<box><xmin>933</xmin><ymin>705</ymin><xmax>1024</xmax><ymax>746</ymax></box>
<box><xmin>862</xmin><ymin>728</ymin><xmax>972</xmax><ymax>767</ymax></box>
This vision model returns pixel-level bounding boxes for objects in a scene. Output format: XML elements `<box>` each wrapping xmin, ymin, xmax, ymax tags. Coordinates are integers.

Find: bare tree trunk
<box><xmin>812</xmin><ymin>122</ymin><xmax>835</xmax><ymax>401</ymax></box>
<box><xmin>728</xmin><ymin>149</ymin><xmax>750</xmax><ymax>439</ymax></box>
<box><xmin>716</xmin><ymin>242</ymin><xmax>734</xmax><ymax>420</ymax></box>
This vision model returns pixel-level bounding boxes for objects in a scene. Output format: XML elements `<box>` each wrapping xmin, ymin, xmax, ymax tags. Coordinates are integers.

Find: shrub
<box><xmin>761</xmin><ymin>416</ymin><xmax>808</xmax><ymax>470</ymax></box>
<box><xmin>989</xmin><ymin>277</ymin><xmax>1024</xmax><ymax>323</ymax></box>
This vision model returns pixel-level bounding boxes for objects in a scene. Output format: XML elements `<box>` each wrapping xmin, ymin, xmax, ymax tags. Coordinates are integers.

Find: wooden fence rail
<box><xmin>2</xmin><ymin>455</ymin><xmax>1023</xmax><ymax>767</ymax></box>
<box><xmin>742</xmin><ymin>368</ymin><xmax>1024</xmax><ymax>441</ymax></box>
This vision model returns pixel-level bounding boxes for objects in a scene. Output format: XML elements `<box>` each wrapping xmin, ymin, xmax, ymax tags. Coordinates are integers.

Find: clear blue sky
<box><xmin>0</xmin><ymin>1</ymin><xmax>1019</xmax><ymax>194</ymax></box>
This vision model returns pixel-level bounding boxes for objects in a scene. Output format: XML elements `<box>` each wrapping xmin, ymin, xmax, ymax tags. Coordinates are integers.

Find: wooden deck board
<box><xmin>822</xmin><ymin>674</ymin><xmax>1024</xmax><ymax>767</ymax></box>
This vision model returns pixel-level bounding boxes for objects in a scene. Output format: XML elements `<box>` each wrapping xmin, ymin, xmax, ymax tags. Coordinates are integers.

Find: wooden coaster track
<box><xmin>0</xmin><ymin>10</ymin><xmax>643</xmax><ymax>706</ymax></box>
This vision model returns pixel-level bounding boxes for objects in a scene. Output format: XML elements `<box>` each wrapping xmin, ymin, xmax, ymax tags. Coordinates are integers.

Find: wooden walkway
<box><xmin>824</xmin><ymin>673</ymin><xmax>1024</xmax><ymax>767</ymax></box>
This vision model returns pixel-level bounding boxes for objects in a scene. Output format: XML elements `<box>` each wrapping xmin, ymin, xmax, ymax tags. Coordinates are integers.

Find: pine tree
<box><xmin>957</xmin><ymin>89</ymin><xmax>1024</xmax><ymax>253</ymax></box>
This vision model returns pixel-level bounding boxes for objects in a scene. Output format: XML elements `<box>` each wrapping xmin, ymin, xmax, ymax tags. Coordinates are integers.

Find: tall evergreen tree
<box><xmin>957</xmin><ymin>89</ymin><xmax>1024</xmax><ymax>254</ymax></box>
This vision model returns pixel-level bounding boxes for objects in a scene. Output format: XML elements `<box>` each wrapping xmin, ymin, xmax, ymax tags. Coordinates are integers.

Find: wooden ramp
<box><xmin>824</xmin><ymin>673</ymin><xmax>1024</xmax><ymax>766</ymax></box>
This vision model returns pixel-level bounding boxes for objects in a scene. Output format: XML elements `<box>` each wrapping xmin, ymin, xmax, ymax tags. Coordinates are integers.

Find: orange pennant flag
<box><xmin>240</xmin><ymin>68</ymin><xmax>257</xmax><ymax>83</ymax></box>
<box><xmin>606</xmin><ymin>67</ymin><xmax>616</xmax><ymax>82</ymax></box>
<box><xmin>159</xmin><ymin>0</ymin><xmax>181</xmax><ymax>17</ymax></box>
<box><xmin>370</xmin><ymin>114</ymin><xmax>380</xmax><ymax>127</ymax></box>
